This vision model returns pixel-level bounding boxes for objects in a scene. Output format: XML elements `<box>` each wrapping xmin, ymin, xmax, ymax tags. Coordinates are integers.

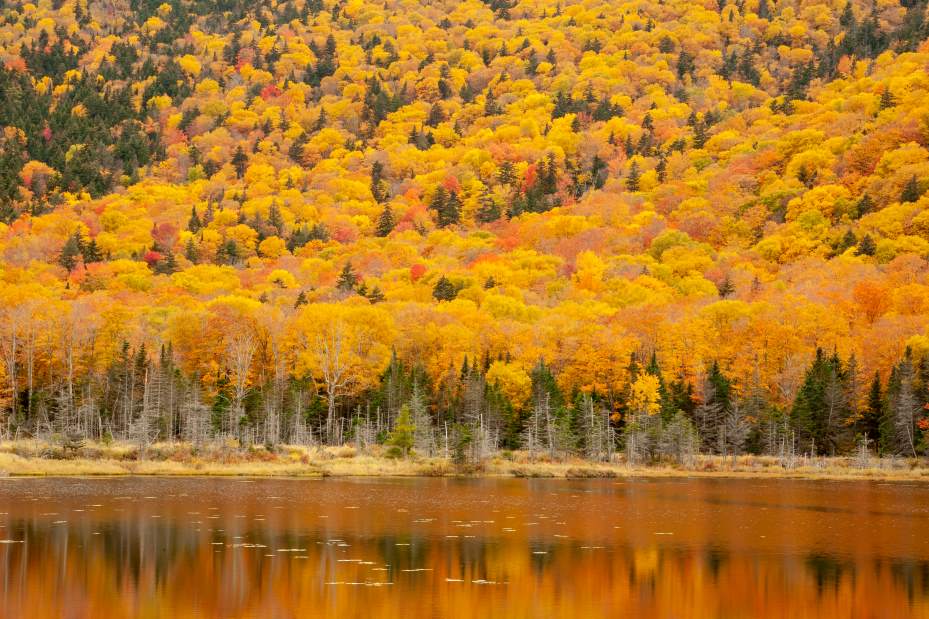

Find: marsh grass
<box><xmin>0</xmin><ymin>439</ymin><xmax>927</xmax><ymax>480</ymax></box>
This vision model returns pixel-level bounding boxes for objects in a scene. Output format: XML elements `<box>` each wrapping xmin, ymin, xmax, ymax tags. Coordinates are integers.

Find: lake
<box><xmin>0</xmin><ymin>477</ymin><xmax>928</xmax><ymax>618</ymax></box>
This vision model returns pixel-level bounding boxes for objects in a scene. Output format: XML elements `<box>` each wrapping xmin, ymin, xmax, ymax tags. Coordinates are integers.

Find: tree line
<box><xmin>2</xmin><ymin>323</ymin><xmax>927</xmax><ymax>464</ymax></box>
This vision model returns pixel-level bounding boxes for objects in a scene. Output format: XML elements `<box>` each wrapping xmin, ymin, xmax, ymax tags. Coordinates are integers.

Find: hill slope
<box><xmin>1</xmin><ymin>0</ymin><xmax>928</xmax><ymax>455</ymax></box>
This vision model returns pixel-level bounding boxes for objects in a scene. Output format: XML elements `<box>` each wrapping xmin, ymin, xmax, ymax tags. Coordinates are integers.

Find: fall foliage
<box><xmin>0</xmin><ymin>0</ymin><xmax>929</xmax><ymax>458</ymax></box>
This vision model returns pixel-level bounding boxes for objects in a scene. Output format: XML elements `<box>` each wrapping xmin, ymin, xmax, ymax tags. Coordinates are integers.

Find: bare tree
<box><xmin>225</xmin><ymin>326</ymin><xmax>258</xmax><ymax>436</ymax></box>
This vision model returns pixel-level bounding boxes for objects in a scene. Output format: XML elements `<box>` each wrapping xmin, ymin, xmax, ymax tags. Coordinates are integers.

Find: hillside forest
<box><xmin>2</xmin><ymin>0</ymin><xmax>929</xmax><ymax>461</ymax></box>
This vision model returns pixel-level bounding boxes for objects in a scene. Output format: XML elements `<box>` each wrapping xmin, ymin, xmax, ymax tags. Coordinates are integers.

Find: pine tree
<box><xmin>370</xmin><ymin>161</ymin><xmax>389</xmax><ymax>203</ymax></box>
<box><xmin>211</xmin><ymin>372</ymin><xmax>233</xmax><ymax>433</ymax></box>
<box><xmin>231</xmin><ymin>146</ymin><xmax>248</xmax><ymax>179</ymax></box>
<box><xmin>476</xmin><ymin>191</ymin><xmax>501</xmax><ymax>223</ymax></box>
<box><xmin>858</xmin><ymin>371</ymin><xmax>883</xmax><ymax>446</ymax></box>
<box><xmin>625</xmin><ymin>161</ymin><xmax>641</xmax><ymax>191</ymax></box>
<box><xmin>429</xmin><ymin>186</ymin><xmax>449</xmax><ymax>224</ymax></box>
<box><xmin>59</xmin><ymin>232</ymin><xmax>83</xmax><ymax>271</ymax></box>
<box><xmin>188</xmin><ymin>206</ymin><xmax>202</xmax><ymax>232</ymax></box>
<box><xmin>889</xmin><ymin>351</ymin><xmax>920</xmax><ymax>457</ymax></box>
<box><xmin>294</xmin><ymin>290</ymin><xmax>308</xmax><ymax>308</ymax></box>
<box><xmin>426</xmin><ymin>102</ymin><xmax>444</xmax><ymax>126</ymax></box>
<box><xmin>879</xmin><ymin>88</ymin><xmax>896</xmax><ymax>110</ymax></box>
<box><xmin>82</xmin><ymin>237</ymin><xmax>102</xmax><ymax>263</ymax></box>
<box><xmin>409</xmin><ymin>383</ymin><xmax>435</xmax><ymax>455</ymax></box>
<box><xmin>156</xmin><ymin>251</ymin><xmax>178</xmax><ymax>274</ymax></box>
<box><xmin>367</xmin><ymin>285</ymin><xmax>385</xmax><ymax>303</ymax></box>
<box><xmin>432</xmin><ymin>276</ymin><xmax>458</xmax><ymax>301</ymax></box>
<box><xmin>791</xmin><ymin>350</ymin><xmax>850</xmax><ymax>455</ymax></box>
<box><xmin>855</xmin><ymin>194</ymin><xmax>874</xmax><ymax>218</ymax></box>
<box><xmin>375</xmin><ymin>204</ymin><xmax>395</xmax><ymax>237</ymax></box>
<box><xmin>857</xmin><ymin>234</ymin><xmax>877</xmax><ymax>256</ymax></box>
<box><xmin>693</xmin><ymin>120</ymin><xmax>708</xmax><ymax>149</ymax></box>
<box><xmin>288</xmin><ymin>133</ymin><xmax>308</xmax><ymax>163</ymax></box>
<box><xmin>717</xmin><ymin>274</ymin><xmax>734</xmax><ymax>298</ymax></box>
<box><xmin>693</xmin><ymin>361</ymin><xmax>730</xmax><ymax>453</ymax></box>
<box><xmin>268</xmin><ymin>203</ymin><xmax>284</xmax><ymax>235</ymax></box>
<box><xmin>901</xmin><ymin>175</ymin><xmax>922</xmax><ymax>203</ymax></box>
<box><xmin>184</xmin><ymin>238</ymin><xmax>199</xmax><ymax>263</ymax></box>
<box><xmin>336</xmin><ymin>262</ymin><xmax>357</xmax><ymax>292</ymax></box>
<box><xmin>386</xmin><ymin>404</ymin><xmax>415</xmax><ymax>457</ymax></box>
<box><xmin>440</xmin><ymin>191</ymin><xmax>462</xmax><ymax>227</ymax></box>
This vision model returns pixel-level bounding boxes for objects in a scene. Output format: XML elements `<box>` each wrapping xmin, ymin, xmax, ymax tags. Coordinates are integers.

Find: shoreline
<box><xmin>1</xmin><ymin>441</ymin><xmax>928</xmax><ymax>482</ymax></box>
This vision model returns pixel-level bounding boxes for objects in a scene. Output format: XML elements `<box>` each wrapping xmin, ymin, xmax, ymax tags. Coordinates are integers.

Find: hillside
<box><xmin>1</xmin><ymin>0</ymin><xmax>929</xmax><ymax>458</ymax></box>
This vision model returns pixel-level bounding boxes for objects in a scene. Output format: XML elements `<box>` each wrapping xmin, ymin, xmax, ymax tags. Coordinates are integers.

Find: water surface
<box><xmin>1</xmin><ymin>476</ymin><xmax>928</xmax><ymax>618</ymax></box>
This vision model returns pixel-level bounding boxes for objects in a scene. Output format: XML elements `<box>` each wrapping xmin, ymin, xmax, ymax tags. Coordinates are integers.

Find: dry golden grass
<box><xmin>0</xmin><ymin>440</ymin><xmax>928</xmax><ymax>481</ymax></box>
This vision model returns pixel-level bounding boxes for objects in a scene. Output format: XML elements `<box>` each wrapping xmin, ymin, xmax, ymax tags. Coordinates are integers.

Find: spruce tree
<box><xmin>429</xmin><ymin>187</ymin><xmax>448</xmax><ymax>223</ymax></box>
<box><xmin>367</xmin><ymin>285</ymin><xmax>385</xmax><ymax>303</ymax></box>
<box><xmin>375</xmin><ymin>204</ymin><xmax>395</xmax><ymax>237</ymax></box>
<box><xmin>188</xmin><ymin>206</ymin><xmax>202</xmax><ymax>232</ymax></box>
<box><xmin>440</xmin><ymin>191</ymin><xmax>462</xmax><ymax>227</ymax></box>
<box><xmin>476</xmin><ymin>191</ymin><xmax>501</xmax><ymax>223</ymax></box>
<box><xmin>625</xmin><ymin>161</ymin><xmax>641</xmax><ymax>191</ymax></box>
<box><xmin>184</xmin><ymin>238</ymin><xmax>199</xmax><ymax>263</ymax></box>
<box><xmin>858</xmin><ymin>371</ymin><xmax>883</xmax><ymax>446</ymax></box>
<box><xmin>268</xmin><ymin>203</ymin><xmax>284</xmax><ymax>235</ymax></box>
<box><xmin>901</xmin><ymin>175</ymin><xmax>922</xmax><ymax>203</ymax></box>
<box><xmin>370</xmin><ymin>161</ymin><xmax>389</xmax><ymax>203</ymax></box>
<box><xmin>59</xmin><ymin>232</ymin><xmax>83</xmax><ymax>271</ymax></box>
<box><xmin>386</xmin><ymin>404</ymin><xmax>416</xmax><ymax>457</ymax></box>
<box><xmin>791</xmin><ymin>350</ymin><xmax>849</xmax><ymax>455</ymax></box>
<box><xmin>82</xmin><ymin>237</ymin><xmax>102</xmax><ymax>263</ymax></box>
<box><xmin>432</xmin><ymin>276</ymin><xmax>458</xmax><ymax>301</ymax></box>
<box><xmin>336</xmin><ymin>262</ymin><xmax>357</xmax><ymax>292</ymax></box>
<box><xmin>231</xmin><ymin>146</ymin><xmax>248</xmax><ymax>179</ymax></box>
<box><xmin>856</xmin><ymin>234</ymin><xmax>876</xmax><ymax>256</ymax></box>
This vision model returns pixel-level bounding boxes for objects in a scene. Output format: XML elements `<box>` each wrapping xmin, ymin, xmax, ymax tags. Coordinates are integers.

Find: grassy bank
<box><xmin>0</xmin><ymin>440</ymin><xmax>928</xmax><ymax>481</ymax></box>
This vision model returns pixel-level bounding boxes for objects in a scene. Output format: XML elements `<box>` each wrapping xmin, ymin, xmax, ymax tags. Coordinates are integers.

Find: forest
<box><xmin>1</xmin><ymin>0</ymin><xmax>929</xmax><ymax>464</ymax></box>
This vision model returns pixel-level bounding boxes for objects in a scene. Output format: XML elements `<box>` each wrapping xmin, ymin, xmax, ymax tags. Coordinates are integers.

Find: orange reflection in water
<box><xmin>1</xmin><ymin>477</ymin><xmax>929</xmax><ymax>618</ymax></box>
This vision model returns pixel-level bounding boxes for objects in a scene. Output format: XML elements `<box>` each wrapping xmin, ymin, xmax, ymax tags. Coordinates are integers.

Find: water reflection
<box><xmin>0</xmin><ymin>477</ymin><xmax>928</xmax><ymax>618</ymax></box>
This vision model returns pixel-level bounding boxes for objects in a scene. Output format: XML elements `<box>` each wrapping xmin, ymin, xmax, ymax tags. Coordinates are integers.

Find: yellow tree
<box><xmin>289</xmin><ymin>303</ymin><xmax>395</xmax><ymax>440</ymax></box>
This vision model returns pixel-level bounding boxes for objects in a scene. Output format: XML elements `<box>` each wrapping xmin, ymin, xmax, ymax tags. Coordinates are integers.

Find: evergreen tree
<box><xmin>370</xmin><ymin>161</ymin><xmax>389</xmax><ymax>203</ymax></box>
<box><xmin>901</xmin><ymin>175</ymin><xmax>922</xmax><ymax>203</ymax></box>
<box><xmin>187</xmin><ymin>206</ymin><xmax>202</xmax><ymax>233</ymax></box>
<box><xmin>429</xmin><ymin>187</ymin><xmax>449</xmax><ymax>224</ymax></box>
<box><xmin>231</xmin><ymin>146</ymin><xmax>248</xmax><ymax>179</ymax></box>
<box><xmin>855</xmin><ymin>194</ymin><xmax>874</xmax><ymax>218</ymax></box>
<box><xmin>288</xmin><ymin>133</ymin><xmax>308</xmax><ymax>163</ymax></box>
<box><xmin>717</xmin><ymin>274</ymin><xmax>735</xmax><ymax>298</ymax></box>
<box><xmin>268</xmin><ymin>203</ymin><xmax>284</xmax><ymax>235</ymax></box>
<box><xmin>857</xmin><ymin>234</ymin><xmax>877</xmax><ymax>256</ymax></box>
<box><xmin>184</xmin><ymin>238</ymin><xmax>199</xmax><ymax>263</ymax></box>
<box><xmin>375</xmin><ymin>204</ymin><xmax>395</xmax><ymax>237</ymax></box>
<box><xmin>791</xmin><ymin>349</ymin><xmax>850</xmax><ymax>455</ymax></box>
<box><xmin>426</xmin><ymin>102</ymin><xmax>444</xmax><ymax>126</ymax></box>
<box><xmin>336</xmin><ymin>262</ymin><xmax>357</xmax><ymax>292</ymax></box>
<box><xmin>82</xmin><ymin>237</ymin><xmax>102</xmax><ymax>263</ymax></box>
<box><xmin>858</xmin><ymin>371</ymin><xmax>883</xmax><ymax>447</ymax></box>
<box><xmin>386</xmin><ymin>404</ymin><xmax>416</xmax><ymax>457</ymax></box>
<box><xmin>440</xmin><ymin>191</ymin><xmax>462</xmax><ymax>227</ymax></box>
<box><xmin>693</xmin><ymin>361</ymin><xmax>731</xmax><ymax>453</ymax></box>
<box><xmin>693</xmin><ymin>120</ymin><xmax>708</xmax><ymax>148</ymax></box>
<box><xmin>887</xmin><ymin>350</ymin><xmax>921</xmax><ymax>457</ymax></box>
<box><xmin>367</xmin><ymin>285</ymin><xmax>385</xmax><ymax>304</ymax></box>
<box><xmin>59</xmin><ymin>232</ymin><xmax>83</xmax><ymax>271</ymax></box>
<box><xmin>625</xmin><ymin>161</ymin><xmax>641</xmax><ymax>191</ymax></box>
<box><xmin>432</xmin><ymin>276</ymin><xmax>458</xmax><ymax>301</ymax></box>
<box><xmin>476</xmin><ymin>191</ymin><xmax>502</xmax><ymax>223</ymax></box>
<box><xmin>211</xmin><ymin>372</ymin><xmax>233</xmax><ymax>433</ymax></box>
<box><xmin>879</xmin><ymin>88</ymin><xmax>896</xmax><ymax>110</ymax></box>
